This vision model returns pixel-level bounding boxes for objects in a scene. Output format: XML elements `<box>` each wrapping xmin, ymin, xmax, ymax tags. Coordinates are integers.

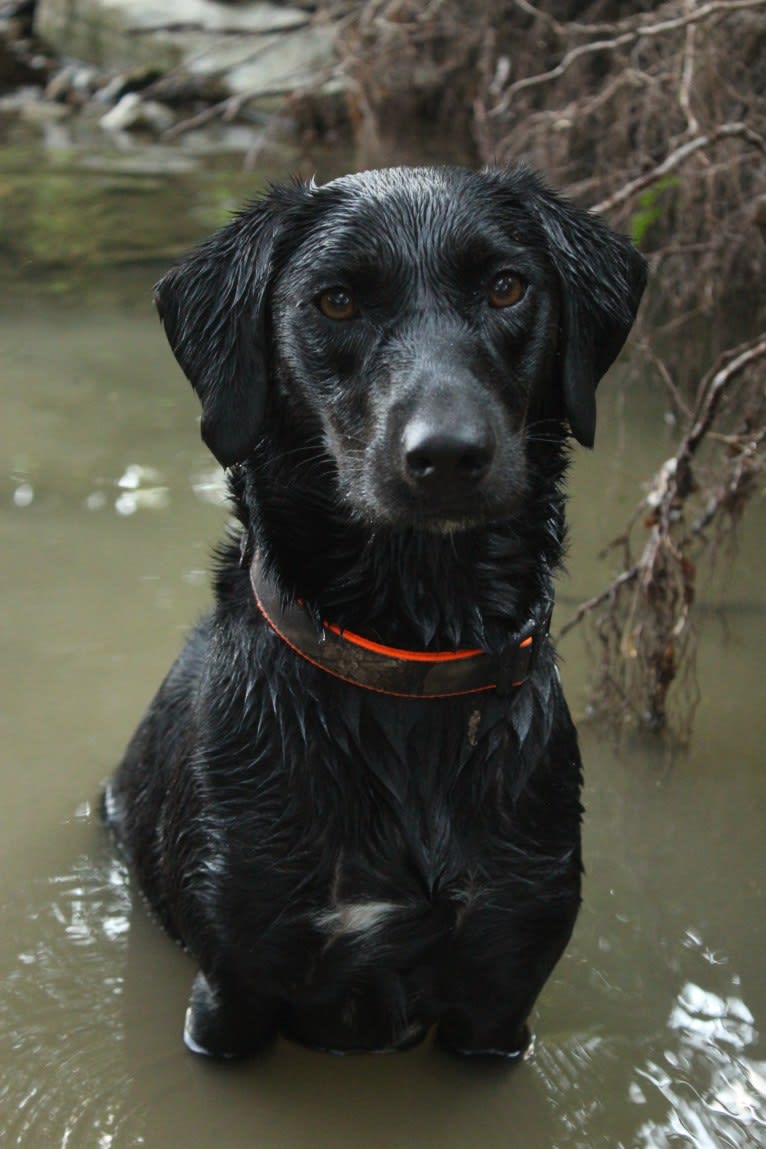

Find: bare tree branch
<box><xmin>682</xmin><ymin>337</ymin><xmax>766</xmax><ymax>460</ymax></box>
<box><xmin>559</xmin><ymin>335</ymin><xmax>766</xmax><ymax>733</ymax></box>
<box><xmin>591</xmin><ymin>122</ymin><xmax>766</xmax><ymax>214</ymax></box>
<box><xmin>678</xmin><ymin>6</ymin><xmax>699</xmax><ymax>136</ymax></box>
<box><xmin>490</xmin><ymin>0</ymin><xmax>766</xmax><ymax>116</ymax></box>
<box><xmin>558</xmin><ymin>567</ymin><xmax>640</xmax><ymax>640</ymax></box>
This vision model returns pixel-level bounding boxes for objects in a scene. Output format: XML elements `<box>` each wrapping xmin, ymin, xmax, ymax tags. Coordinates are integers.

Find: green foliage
<box><xmin>629</xmin><ymin>177</ymin><xmax>679</xmax><ymax>246</ymax></box>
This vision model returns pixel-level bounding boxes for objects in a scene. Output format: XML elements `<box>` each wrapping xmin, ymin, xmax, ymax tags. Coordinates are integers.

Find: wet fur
<box><xmin>105</xmin><ymin>166</ymin><xmax>645</xmax><ymax>1058</ymax></box>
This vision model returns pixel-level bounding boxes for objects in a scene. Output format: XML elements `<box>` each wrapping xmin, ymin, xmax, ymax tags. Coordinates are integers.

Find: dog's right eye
<box><xmin>316</xmin><ymin>289</ymin><xmax>359</xmax><ymax>321</ymax></box>
<box><xmin>488</xmin><ymin>272</ymin><xmax>526</xmax><ymax>309</ymax></box>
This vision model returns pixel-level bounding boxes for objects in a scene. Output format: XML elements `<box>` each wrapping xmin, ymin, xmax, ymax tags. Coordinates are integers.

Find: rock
<box><xmin>100</xmin><ymin>90</ymin><xmax>175</xmax><ymax>133</ymax></box>
<box><xmin>0</xmin><ymin>25</ymin><xmax>43</xmax><ymax>88</ymax></box>
<box><xmin>92</xmin><ymin>66</ymin><xmax>165</xmax><ymax>105</ymax></box>
<box><xmin>1</xmin><ymin>2</ymin><xmax>37</xmax><ymax>22</ymax></box>
<box><xmin>34</xmin><ymin>0</ymin><xmax>334</xmax><ymax>105</ymax></box>
<box><xmin>136</xmin><ymin>70</ymin><xmax>229</xmax><ymax>107</ymax></box>
<box><xmin>44</xmin><ymin>61</ymin><xmax>101</xmax><ymax>103</ymax></box>
<box><xmin>191</xmin><ymin>20</ymin><xmax>336</xmax><ymax>99</ymax></box>
<box><xmin>18</xmin><ymin>94</ymin><xmax>71</xmax><ymax>122</ymax></box>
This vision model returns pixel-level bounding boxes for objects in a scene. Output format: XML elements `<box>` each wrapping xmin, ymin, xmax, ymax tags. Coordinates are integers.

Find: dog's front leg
<box><xmin>183</xmin><ymin>968</ymin><xmax>280</xmax><ymax>1060</ymax></box>
<box><xmin>436</xmin><ymin>894</ymin><xmax>580</xmax><ymax>1060</ymax></box>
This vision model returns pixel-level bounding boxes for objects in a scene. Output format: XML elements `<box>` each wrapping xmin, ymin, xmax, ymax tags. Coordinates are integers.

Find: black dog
<box><xmin>105</xmin><ymin>165</ymin><xmax>645</xmax><ymax>1059</ymax></box>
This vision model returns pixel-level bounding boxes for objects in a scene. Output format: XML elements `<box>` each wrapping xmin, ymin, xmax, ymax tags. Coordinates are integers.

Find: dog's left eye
<box><xmin>316</xmin><ymin>289</ymin><xmax>359</xmax><ymax>321</ymax></box>
<box><xmin>488</xmin><ymin>273</ymin><xmax>526</xmax><ymax>309</ymax></box>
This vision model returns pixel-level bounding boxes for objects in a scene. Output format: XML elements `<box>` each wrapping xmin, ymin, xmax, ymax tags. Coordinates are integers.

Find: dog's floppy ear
<box><xmin>524</xmin><ymin>174</ymin><xmax>647</xmax><ymax>447</ymax></box>
<box><xmin>154</xmin><ymin>185</ymin><xmax>305</xmax><ymax>467</ymax></box>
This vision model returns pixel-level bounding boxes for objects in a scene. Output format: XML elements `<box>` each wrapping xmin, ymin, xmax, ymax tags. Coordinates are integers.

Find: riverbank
<box><xmin>0</xmin><ymin>1</ymin><xmax>349</xmax><ymax>151</ymax></box>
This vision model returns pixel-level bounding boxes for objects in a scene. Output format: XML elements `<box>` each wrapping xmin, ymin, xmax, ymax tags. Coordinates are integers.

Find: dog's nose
<box><xmin>403</xmin><ymin>419</ymin><xmax>495</xmax><ymax>487</ymax></box>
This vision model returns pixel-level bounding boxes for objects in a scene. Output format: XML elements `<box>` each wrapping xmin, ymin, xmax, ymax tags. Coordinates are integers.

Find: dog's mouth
<box><xmin>388</xmin><ymin>506</ymin><xmax>522</xmax><ymax>535</ymax></box>
<box><xmin>341</xmin><ymin>471</ymin><xmax>529</xmax><ymax>534</ymax></box>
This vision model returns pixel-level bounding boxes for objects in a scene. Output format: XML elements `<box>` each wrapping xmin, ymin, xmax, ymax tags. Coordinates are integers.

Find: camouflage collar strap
<box><xmin>250</xmin><ymin>555</ymin><xmax>550</xmax><ymax>700</ymax></box>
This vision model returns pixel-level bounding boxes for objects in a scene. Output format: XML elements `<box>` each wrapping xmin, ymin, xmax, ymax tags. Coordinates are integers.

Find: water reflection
<box><xmin>190</xmin><ymin>466</ymin><xmax>228</xmax><ymax>507</ymax></box>
<box><xmin>9</xmin><ymin>459</ymin><xmax>228</xmax><ymax>521</ymax></box>
<box><xmin>2</xmin><ymin>266</ymin><xmax>764</xmax><ymax>1146</ymax></box>
<box><xmin>114</xmin><ymin>464</ymin><xmax>169</xmax><ymax>517</ymax></box>
<box><xmin>5</xmin><ymin>813</ymin><xmax>762</xmax><ymax>1149</ymax></box>
<box><xmin>12</xmin><ymin>482</ymin><xmax>34</xmax><ymax>508</ymax></box>
<box><xmin>632</xmin><ymin>971</ymin><xmax>764</xmax><ymax>1149</ymax></box>
<box><xmin>0</xmin><ymin>815</ymin><xmax>144</xmax><ymax>1148</ymax></box>
<box><xmin>526</xmin><ymin>914</ymin><xmax>765</xmax><ymax>1149</ymax></box>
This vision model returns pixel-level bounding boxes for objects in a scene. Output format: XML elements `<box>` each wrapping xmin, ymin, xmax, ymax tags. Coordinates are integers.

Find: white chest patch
<box><xmin>314</xmin><ymin>900</ymin><xmax>401</xmax><ymax>939</ymax></box>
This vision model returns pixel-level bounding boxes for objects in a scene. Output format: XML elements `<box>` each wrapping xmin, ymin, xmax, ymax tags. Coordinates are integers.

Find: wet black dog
<box><xmin>105</xmin><ymin>166</ymin><xmax>645</xmax><ymax>1059</ymax></box>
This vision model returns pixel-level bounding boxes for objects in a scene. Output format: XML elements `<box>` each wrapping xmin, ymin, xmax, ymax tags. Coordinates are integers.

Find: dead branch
<box><xmin>509</xmin><ymin>0</ymin><xmax>617</xmax><ymax>37</ymax></box>
<box><xmin>683</xmin><ymin>338</ymin><xmax>766</xmax><ymax>459</ymax></box>
<box><xmin>592</xmin><ymin>122</ymin><xmax>766</xmax><ymax>214</ymax></box>
<box><xmin>131</xmin><ymin>21</ymin><xmax>311</xmax><ymax>38</ymax></box>
<box><xmin>637</xmin><ymin>337</ymin><xmax>692</xmax><ymax>422</ymax></box>
<box><xmin>558</xmin><ymin>566</ymin><xmax>640</xmax><ymax>641</ymax></box>
<box><xmin>559</xmin><ymin>335</ymin><xmax>766</xmax><ymax>735</ymax></box>
<box><xmin>678</xmin><ymin>6</ymin><xmax>699</xmax><ymax>136</ymax></box>
<box><xmin>691</xmin><ymin>427</ymin><xmax>766</xmax><ymax>534</ymax></box>
<box><xmin>490</xmin><ymin>0</ymin><xmax>766</xmax><ymax>116</ymax></box>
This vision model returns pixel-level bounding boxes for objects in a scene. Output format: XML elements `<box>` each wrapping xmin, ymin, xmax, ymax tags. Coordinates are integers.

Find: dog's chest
<box><xmin>285</xmin><ymin>782</ymin><xmax>499</xmax><ymax>1052</ymax></box>
<box><xmin>303</xmin><ymin>701</ymin><xmax>508</xmax><ymax>951</ymax></box>
<box><xmin>310</xmin><ymin>848</ymin><xmax>483</xmax><ymax>954</ymax></box>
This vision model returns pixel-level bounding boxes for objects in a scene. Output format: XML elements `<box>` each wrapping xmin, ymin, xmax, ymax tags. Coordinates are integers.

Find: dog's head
<box><xmin>156</xmin><ymin>166</ymin><xmax>646</xmax><ymax>531</ymax></box>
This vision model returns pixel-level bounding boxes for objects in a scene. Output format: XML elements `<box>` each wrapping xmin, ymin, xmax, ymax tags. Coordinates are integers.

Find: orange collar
<box><xmin>250</xmin><ymin>555</ymin><xmax>549</xmax><ymax>699</ymax></box>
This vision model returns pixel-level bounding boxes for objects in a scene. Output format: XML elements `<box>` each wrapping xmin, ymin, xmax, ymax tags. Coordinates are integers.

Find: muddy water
<box><xmin>1</xmin><ymin>145</ymin><xmax>765</xmax><ymax>1149</ymax></box>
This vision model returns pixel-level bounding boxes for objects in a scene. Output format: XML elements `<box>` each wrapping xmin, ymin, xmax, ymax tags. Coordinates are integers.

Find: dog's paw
<box><xmin>183</xmin><ymin>970</ymin><xmax>277</xmax><ymax>1060</ymax></box>
<box><xmin>436</xmin><ymin>1022</ymin><xmax>533</xmax><ymax>1062</ymax></box>
<box><xmin>100</xmin><ymin>781</ymin><xmax>120</xmax><ymax>829</ymax></box>
<box><xmin>183</xmin><ymin>1005</ymin><xmax>240</xmax><ymax>1060</ymax></box>
<box><xmin>99</xmin><ymin>782</ymin><xmax>132</xmax><ymax>860</ymax></box>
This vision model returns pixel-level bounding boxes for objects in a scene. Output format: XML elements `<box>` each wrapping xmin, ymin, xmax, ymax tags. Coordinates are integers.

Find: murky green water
<box><xmin>1</xmin><ymin>130</ymin><xmax>765</xmax><ymax>1148</ymax></box>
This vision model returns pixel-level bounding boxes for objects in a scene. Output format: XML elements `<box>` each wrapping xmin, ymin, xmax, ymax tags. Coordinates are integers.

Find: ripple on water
<box><xmin>0</xmin><ymin>818</ymin><xmax>147</xmax><ymax>1149</ymax></box>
